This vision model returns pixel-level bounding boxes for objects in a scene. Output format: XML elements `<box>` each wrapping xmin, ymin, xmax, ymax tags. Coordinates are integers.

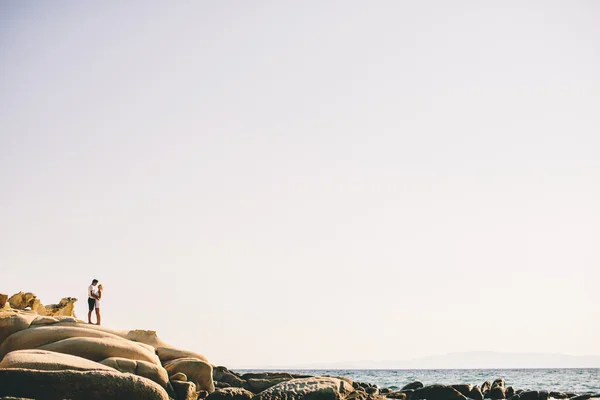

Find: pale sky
<box><xmin>1</xmin><ymin>1</ymin><xmax>599</xmax><ymax>368</ymax></box>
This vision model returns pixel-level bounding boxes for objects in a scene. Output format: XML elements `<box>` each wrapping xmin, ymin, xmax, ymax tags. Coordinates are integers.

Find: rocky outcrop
<box><xmin>7</xmin><ymin>293</ymin><xmax>36</xmax><ymax>311</ymax></box>
<box><xmin>3</xmin><ymin>291</ymin><xmax>598</xmax><ymax>400</ymax></box>
<box><xmin>44</xmin><ymin>297</ymin><xmax>77</xmax><ymax>317</ymax></box>
<box><xmin>255</xmin><ymin>377</ymin><xmax>354</xmax><ymax>400</ymax></box>
<box><xmin>0</xmin><ymin>294</ymin><xmax>8</xmax><ymax>309</ymax></box>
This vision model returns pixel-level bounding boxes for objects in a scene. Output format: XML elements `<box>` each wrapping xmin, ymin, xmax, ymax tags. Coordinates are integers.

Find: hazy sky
<box><xmin>1</xmin><ymin>1</ymin><xmax>599</xmax><ymax>368</ymax></box>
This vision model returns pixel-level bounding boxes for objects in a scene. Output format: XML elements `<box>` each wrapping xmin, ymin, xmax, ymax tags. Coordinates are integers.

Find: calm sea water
<box><xmin>235</xmin><ymin>369</ymin><xmax>599</xmax><ymax>394</ymax></box>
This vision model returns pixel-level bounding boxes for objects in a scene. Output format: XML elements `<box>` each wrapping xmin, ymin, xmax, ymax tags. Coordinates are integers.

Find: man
<box><xmin>87</xmin><ymin>279</ymin><xmax>99</xmax><ymax>324</ymax></box>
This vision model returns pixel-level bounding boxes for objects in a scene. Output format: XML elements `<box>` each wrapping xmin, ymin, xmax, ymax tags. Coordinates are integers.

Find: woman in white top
<box><xmin>94</xmin><ymin>284</ymin><xmax>103</xmax><ymax>325</ymax></box>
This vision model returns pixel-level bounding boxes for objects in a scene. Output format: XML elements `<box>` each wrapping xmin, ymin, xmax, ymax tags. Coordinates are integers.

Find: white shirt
<box><xmin>88</xmin><ymin>284</ymin><xmax>97</xmax><ymax>299</ymax></box>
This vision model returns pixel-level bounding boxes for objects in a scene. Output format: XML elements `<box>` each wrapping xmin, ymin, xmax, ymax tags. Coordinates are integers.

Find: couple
<box><xmin>87</xmin><ymin>279</ymin><xmax>104</xmax><ymax>325</ymax></box>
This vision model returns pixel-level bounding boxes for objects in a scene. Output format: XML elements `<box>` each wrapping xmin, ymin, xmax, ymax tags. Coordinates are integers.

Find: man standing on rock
<box><xmin>87</xmin><ymin>279</ymin><xmax>99</xmax><ymax>324</ymax></box>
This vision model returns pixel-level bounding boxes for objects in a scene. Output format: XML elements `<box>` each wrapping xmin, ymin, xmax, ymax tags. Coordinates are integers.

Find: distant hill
<box><xmin>237</xmin><ymin>352</ymin><xmax>600</xmax><ymax>370</ymax></box>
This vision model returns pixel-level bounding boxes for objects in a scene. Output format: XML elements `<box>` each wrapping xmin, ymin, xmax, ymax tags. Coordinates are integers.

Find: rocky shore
<box><xmin>0</xmin><ymin>292</ymin><xmax>598</xmax><ymax>400</ymax></box>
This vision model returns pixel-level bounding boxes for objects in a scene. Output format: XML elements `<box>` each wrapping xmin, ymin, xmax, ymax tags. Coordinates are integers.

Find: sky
<box><xmin>1</xmin><ymin>1</ymin><xmax>599</xmax><ymax>369</ymax></box>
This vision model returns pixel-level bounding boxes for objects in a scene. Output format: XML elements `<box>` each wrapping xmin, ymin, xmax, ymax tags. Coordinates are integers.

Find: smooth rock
<box><xmin>126</xmin><ymin>329</ymin><xmax>171</xmax><ymax>349</ymax></box>
<box><xmin>100</xmin><ymin>357</ymin><xmax>169</xmax><ymax>388</ymax></box>
<box><xmin>0</xmin><ymin>368</ymin><xmax>169</xmax><ymax>400</ymax></box>
<box><xmin>0</xmin><ymin>313</ymin><xmax>37</xmax><ymax>347</ymax></box>
<box><xmin>0</xmin><ymin>325</ymin><xmax>126</xmax><ymax>359</ymax></box>
<box><xmin>157</xmin><ymin>346</ymin><xmax>210</xmax><ymax>363</ymax></box>
<box><xmin>38</xmin><ymin>336</ymin><xmax>160</xmax><ymax>365</ymax></box>
<box><xmin>412</xmin><ymin>385</ymin><xmax>467</xmax><ymax>400</ymax></box>
<box><xmin>206</xmin><ymin>387</ymin><xmax>254</xmax><ymax>400</ymax></box>
<box><xmin>0</xmin><ymin>349</ymin><xmax>115</xmax><ymax>372</ymax></box>
<box><xmin>255</xmin><ymin>377</ymin><xmax>354</xmax><ymax>400</ymax></box>
<box><xmin>163</xmin><ymin>357</ymin><xmax>214</xmax><ymax>392</ymax></box>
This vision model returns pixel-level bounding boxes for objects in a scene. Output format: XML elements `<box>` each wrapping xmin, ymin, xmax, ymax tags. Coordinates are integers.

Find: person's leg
<box><xmin>95</xmin><ymin>306</ymin><xmax>101</xmax><ymax>325</ymax></box>
<box><xmin>87</xmin><ymin>298</ymin><xmax>95</xmax><ymax>323</ymax></box>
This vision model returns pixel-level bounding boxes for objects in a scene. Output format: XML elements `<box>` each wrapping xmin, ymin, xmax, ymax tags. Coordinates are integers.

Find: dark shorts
<box><xmin>88</xmin><ymin>297</ymin><xmax>96</xmax><ymax>311</ymax></box>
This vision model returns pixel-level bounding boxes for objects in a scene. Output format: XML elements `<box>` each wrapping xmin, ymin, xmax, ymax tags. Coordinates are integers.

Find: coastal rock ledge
<box><xmin>1</xmin><ymin>291</ymin><xmax>599</xmax><ymax>400</ymax></box>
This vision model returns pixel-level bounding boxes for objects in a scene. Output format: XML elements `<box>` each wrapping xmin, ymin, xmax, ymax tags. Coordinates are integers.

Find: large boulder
<box><xmin>206</xmin><ymin>387</ymin><xmax>254</xmax><ymax>400</ymax></box>
<box><xmin>0</xmin><ymin>368</ymin><xmax>170</xmax><ymax>400</ymax></box>
<box><xmin>44</xmin><ymin>298</ymin><xmax>77</xmax><ymax>318</ymax></box>
<box><xmin>213</xmin><ymin>366</ymin><xmax>247</xmax><ymax>388</ymax></box>
<box><xmin>163</xmin><ymin>357</ymin><xmax>215</xmax><ymax>392</ymax></box>
<box><xmin>157</xmin><ymin>346</ymin><xmax>210</xmax><ymax>363</ymax></box>
<box><xmin>99</xmin><ymin>357</ymin><xmax>169</xmax><ymax>388</ymax></box>
<box><xmin>0</xmin><ymin>312</ymin><xmax>37</xmax><ymax>348</ymax></box>
<box><xmin>255</xmin><ymin>377</ymin><xmax>354</xmax><ymax>400</ymax></box>
<box><xmin>0</xmin><ymin>349</ymin><xmax>115</xmax><ymax>372</ymax></box>
<box><xmin>489</xmin><ymin>378</ymin><xmax>506</xmax><ymax>400</ymax></box>
<box><xmin>412</xmin><ymin>385</ymin><xmax>467</xmax><ymax>400</ymax></box>
<box><xmin>172</xmin><ymin>380</ymin><xmax>197</xmax><ymax>400</ymax></box>
<box><xmin>38</xmin><ymin>336</ymin><xmax>161</xmax><ymax>365</ymax></box>
<box><xmin>469</xmin><ymin>386</ymin><xmax>484</xmax><ymax>400</ymax></box>
<box><xmin>0</xmin><ymin>325</ymin><xmax>126</xmax><ymax>359</ymax></box>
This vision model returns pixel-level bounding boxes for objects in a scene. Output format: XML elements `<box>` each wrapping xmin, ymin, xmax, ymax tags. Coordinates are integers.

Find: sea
<box><xmin>234</xmin><ymin>369</ymin><xmax>600</xmax><ymax>394</ymax></box>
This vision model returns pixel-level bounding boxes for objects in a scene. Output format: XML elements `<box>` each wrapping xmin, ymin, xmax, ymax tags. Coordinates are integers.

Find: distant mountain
<box><xmin>236</xmin><ymin>352</ymin><xmax>600</xmax><ymax>370</ymax></box>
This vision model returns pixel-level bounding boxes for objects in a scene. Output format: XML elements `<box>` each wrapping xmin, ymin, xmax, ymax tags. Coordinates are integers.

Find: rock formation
<box><xmin>1</xmin><ymin>290</ymin><xmax>599</xmax><ymax>400</ymax></box>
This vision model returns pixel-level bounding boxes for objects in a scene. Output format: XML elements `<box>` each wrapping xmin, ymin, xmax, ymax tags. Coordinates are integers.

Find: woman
<box><xmin>94</xmin><ymin>284</ymin><xmax>103</xmax><ymax>325</ymax></box>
